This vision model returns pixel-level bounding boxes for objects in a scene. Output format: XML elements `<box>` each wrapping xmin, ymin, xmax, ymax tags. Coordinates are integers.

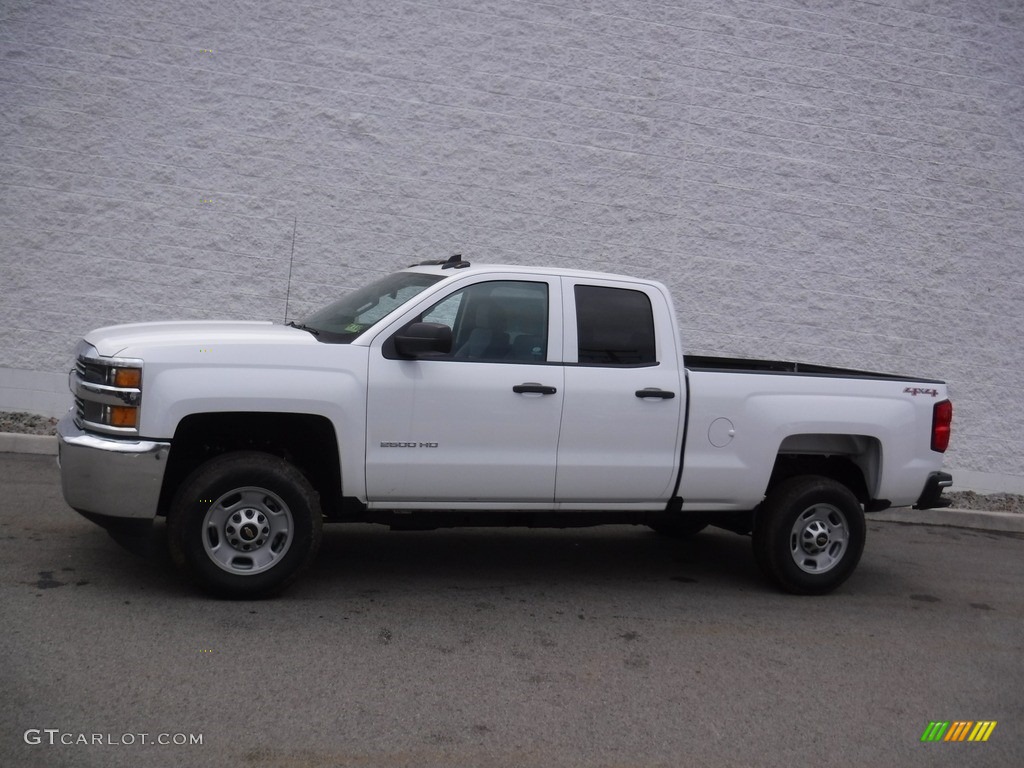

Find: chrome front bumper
<box><xmin>57</xmin><ymin>411</ymin><xmax>171</xmax><ymax>520</ymax></box>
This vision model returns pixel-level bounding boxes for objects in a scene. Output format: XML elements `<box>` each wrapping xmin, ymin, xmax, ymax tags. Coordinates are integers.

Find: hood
<box><xmin>85</xmin><ymin>321</ymin><xmax>315</xmax><ymax>357</ymax></box>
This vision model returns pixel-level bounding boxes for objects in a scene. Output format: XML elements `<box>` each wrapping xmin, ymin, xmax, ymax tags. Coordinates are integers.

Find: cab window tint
<box><xmin>575</xmin><ymin>285</ymin><xmax>656</xmax><ymax>365</ymax></box>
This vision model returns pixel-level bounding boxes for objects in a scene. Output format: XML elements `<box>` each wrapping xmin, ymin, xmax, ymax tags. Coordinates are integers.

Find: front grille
<box><xmin>75</xmin><ymin>396</ymin><xmax>105</xmax><ymax>427</ymax></box>
<box><xmin>76</xmin><ymin>358</ymin><xmax>109</xmax><ymax>385</ymax></box>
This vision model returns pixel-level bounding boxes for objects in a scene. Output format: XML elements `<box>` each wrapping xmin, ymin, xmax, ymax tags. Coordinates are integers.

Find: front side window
<box><xmin>394</xmin><ymin>280</ymin><xmax>549</xmax><ymax>362</ymax></box>
<box><xmin>575</xmin><ymin>285</ymin><xmax>656</xmax><ymax>365</ymax></box>
<box><xmin>301</xmin><ymin>272</ymin><xmax>445</xmax><ymax>343</ymax></box>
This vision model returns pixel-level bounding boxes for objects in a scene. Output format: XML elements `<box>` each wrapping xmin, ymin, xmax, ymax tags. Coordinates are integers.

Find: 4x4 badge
<box><xmin>904</xmin><ymin>387</ymin><xmax>939</xmax><ymax>397</ymax></box>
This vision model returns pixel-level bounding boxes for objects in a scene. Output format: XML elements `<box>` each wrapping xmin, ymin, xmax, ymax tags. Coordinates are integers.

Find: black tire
<box><xmin>648</xmin><ymin>516</ymin><xmax>709</xmax><ymax>538</ymax></box>
<box><xmin>752</xmin><ymin>475</ymin><xmax>865</xmax><ymax>595</ymax></box>
<box><xmin>167</xmin><ymin>451</ymin><xmax>323</xmax><ymax>598</ymax></box>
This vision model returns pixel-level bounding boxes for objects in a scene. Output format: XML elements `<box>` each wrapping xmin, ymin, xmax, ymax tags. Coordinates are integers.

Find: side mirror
<box><xmin>393</xmin><ymin>322</ymin><xmax>452</xmax><ymax>359</ymax></box>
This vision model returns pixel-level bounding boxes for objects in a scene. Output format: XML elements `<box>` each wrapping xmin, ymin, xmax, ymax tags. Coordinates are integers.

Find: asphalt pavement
<box><xmin>1</xmin><ymin>452</ymin><xmax>1022</xmax><ymax>767</ymax></box>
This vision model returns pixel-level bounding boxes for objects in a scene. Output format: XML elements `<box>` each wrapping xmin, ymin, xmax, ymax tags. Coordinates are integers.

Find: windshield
<box><xmin>300</xmin><ymin>271</ymin><xmax>445</xmax><ymax>343</ymax></box>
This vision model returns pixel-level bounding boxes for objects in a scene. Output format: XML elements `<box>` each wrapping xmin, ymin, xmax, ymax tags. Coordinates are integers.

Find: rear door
<box><xmin>365</xmin><ymin>274</ymin><xmax>564</xmax><ymax>503</ymax></box>
<box><xmin>555</xmin><ymin>279</ymin><xmax>685</xmax><ymax>503</ymax></box>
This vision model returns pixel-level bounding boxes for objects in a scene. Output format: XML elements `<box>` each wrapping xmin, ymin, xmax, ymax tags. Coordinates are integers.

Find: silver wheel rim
<box><xmin>789</xmin><ymin>503</ymin><xmax>849</xmax><ymax>575</ymax></box>
<box><xmin>202</xmin><ymin>487</ymin><xmax>293</xmax><ymax>575</ymax></box>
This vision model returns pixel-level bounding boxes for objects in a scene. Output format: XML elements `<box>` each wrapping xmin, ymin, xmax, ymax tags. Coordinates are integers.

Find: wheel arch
<box><xmin>766</xmin><ymin>433</ymin><xmax>882</xmax><ymax>506</ymax></box>
<box><xmin>157</xmin><ymin>412</ymin><xmax>344</xmax><ymax>520</ymax></box>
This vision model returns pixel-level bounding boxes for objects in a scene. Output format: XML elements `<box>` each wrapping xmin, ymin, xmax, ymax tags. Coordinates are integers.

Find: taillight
<box><xmin>931</xmin><ymin>400</ymin><xmax>952</xmax><ymax>453</ymax></box>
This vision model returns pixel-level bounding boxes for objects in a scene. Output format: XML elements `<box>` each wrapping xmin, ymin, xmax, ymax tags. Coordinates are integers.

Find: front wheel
<box><xmin>168</xmin><ymin>451</ymin><xmax>323</xmax><ymax>598</ymax></box>
<box><xmin>752</xmin><ymin>476</ymin><xmax>865</xmax><ymax>595</ymax></box>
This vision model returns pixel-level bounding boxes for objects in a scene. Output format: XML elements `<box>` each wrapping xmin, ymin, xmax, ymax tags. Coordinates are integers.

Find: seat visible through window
<box><xmin>455</xmin><ymin>304</ymin><xmax>510</xmax><ymax>359</ymax></box>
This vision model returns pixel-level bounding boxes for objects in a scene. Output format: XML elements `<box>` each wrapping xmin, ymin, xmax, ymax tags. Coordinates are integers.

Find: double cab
<box><xmin>57</xmin><ymin>255</ymin><xmax>953</xmax><ymax>597</ymax></box>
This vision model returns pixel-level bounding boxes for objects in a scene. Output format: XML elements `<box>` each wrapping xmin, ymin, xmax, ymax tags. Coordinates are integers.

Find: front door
<box><xmin>365</xmin><ymin>275</ymin><xmax>563</xmax><ymax>503</ymax></box>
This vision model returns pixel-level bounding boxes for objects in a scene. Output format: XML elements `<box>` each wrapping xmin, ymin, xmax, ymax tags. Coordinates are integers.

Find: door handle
<box><xmin>513</xmin><ymin>383</ymin><xmax>557</xmax><ymax>395</ymax></box>
<box><xmin>635</xmin><ymin>388</ymin><xmax>675</xmax><ymax>399</ymax></box>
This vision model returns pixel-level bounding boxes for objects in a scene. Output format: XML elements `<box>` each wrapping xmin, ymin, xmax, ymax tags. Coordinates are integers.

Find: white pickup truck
<box><xmin>57</xmin><ymin>255</ymin><xmax>953</xmax><ymax>597</ymax></box>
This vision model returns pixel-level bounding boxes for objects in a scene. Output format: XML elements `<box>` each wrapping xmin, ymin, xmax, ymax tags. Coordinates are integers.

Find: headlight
<box><xmin>71</xmin><ymin>343</ymin><xmax>143</xmax><ymax>436</ymax></box>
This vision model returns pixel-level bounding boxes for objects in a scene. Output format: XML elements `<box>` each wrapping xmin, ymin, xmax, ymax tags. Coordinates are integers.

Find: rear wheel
<box><xmin>752</xmin><ymin>476</ymin><xmax>865</xmax><ymax>595</ymax></box>
<box><xmin>168</xmin><ymin>451</ymin><xmax>322</xmax><ymax>598</ymax></box>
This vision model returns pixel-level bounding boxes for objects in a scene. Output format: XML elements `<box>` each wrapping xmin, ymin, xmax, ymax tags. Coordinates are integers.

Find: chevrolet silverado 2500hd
<box><xmin>57</xmin><ymin>255</ymin><xmax>953</xmax><ymax>597</ymax></box>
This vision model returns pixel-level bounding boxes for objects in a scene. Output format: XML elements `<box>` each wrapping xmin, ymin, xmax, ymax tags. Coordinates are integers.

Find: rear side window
<box><xmin>575</xmin><ymin>285</ymin><xmax>656</xmax><ymax>366</ymax></box>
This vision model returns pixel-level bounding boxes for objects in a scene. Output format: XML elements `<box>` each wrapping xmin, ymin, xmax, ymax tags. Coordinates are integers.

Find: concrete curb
<box><xmin>0</xmin><ymin>432</ymin><xmax>1020</xmax><ymax>533</ymax></box>
<box><xmin>0</xmin><ymin>432</ymin><xmax>57</xmax><ymax>455</ymax></box>
<box><xmin>869</xmin><ymin>508</ymin><xmax>1024</xmax><ymax>534</ymax></box>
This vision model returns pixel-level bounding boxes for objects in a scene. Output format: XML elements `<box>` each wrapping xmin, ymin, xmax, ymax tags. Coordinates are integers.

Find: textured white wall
<box><xmin>1</xmin><ymin>0</ymin><xmax>1022</xmax><ymax>489</ymax></box>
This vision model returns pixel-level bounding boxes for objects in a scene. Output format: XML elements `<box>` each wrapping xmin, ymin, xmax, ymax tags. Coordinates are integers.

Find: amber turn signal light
<box><xmin>113</xmin><ymin>368</ymin><xmax>142</xmax><ymax>388</ymax></box>
<box><xmin>110</xmin><ymin>406</ymin><xmax>138</xmax><ymax>428</ymax></box>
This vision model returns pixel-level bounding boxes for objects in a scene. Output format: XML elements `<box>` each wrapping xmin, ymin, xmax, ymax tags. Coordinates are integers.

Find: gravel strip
<box><xmin>0</xmin><ymin>411</ymin><xmax>58</xmax><ymax>436</ymax></box>
<box><xmin>944</xmin><ymin>491</ymin><xmax>1024</xmax><ymax>514</ymax></box>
